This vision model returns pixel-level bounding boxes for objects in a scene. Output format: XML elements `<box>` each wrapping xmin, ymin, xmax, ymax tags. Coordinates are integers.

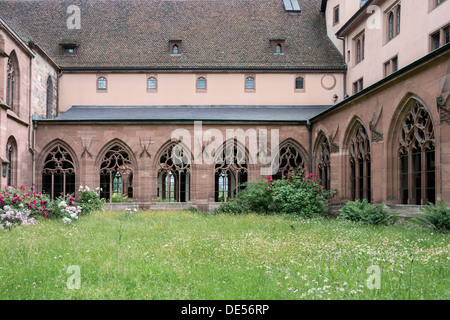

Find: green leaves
<box><xmin>214</xmin><ymin>166</ymin><xmax>338</xmax><ymax>217</ymax></box>
<box><xmin>412</xmin><ymin>201</ymin><xmax>450</xmax><ymax>232</ymax></box>
<box><xmin>339</xmin><ymin>199</ymin><xmax>398</xmax><ymax>225</ymax></box>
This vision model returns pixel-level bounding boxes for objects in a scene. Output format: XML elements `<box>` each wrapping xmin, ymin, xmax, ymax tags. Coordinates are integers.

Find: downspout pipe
<box><xmin>337</xmin><ymin>35</ymin><xmax>347</xmax><ymax>98</ymax></box>
<box><xmin>307</xmin><ymin>119</ymin><xmax>312</xmax><ymax>173</ymax></box>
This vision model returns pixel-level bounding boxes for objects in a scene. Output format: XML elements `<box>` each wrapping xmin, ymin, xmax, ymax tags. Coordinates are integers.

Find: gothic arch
<box><xmin>270</xmin><ymin>138</ymin><xmax>308</xmax><ymax>180</ymax></box>
<box><xmin>313</xmin><ymin>131</ymin><xmax>331</xmax><ymax>190</ymax></box>
<box><xmin>6</xmin><ymin>136</ymin><xmax>18</xmax><ymax>187</ymax></box>
<box><xmin>38</xmin><ymin>139</ymin><xmax>79</xmax><ymax>199</ymax></box>
<box><xmin>155</xmin><ymin>139</ymin><xmax>192</xmax><ymax>203</ymax></box>
<box><xmin>213</xmin><ymin>139</ymin><xmax>249</xmax><ymax>202</ymax></box>
<box><xmin>387</xmin><ymin>95</ymin><xmax>436</xmax><ymax>205</ymax></box>
<box><xmin>343</xmin><ymin>117</ymin><xmax>372</xmax><ymax>202</ymax></box>
<box><xmin>6</xmin><ymin>50</ymin><xmax>20</xmax><ymax>115</ymax></box>
<box><xmin>96</xmin><ymin>139</ymin><xmax>137</xmax><ymax>203</ymax></box>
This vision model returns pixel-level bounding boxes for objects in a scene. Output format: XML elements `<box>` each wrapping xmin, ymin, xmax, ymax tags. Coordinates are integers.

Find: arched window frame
<box><xmin>349</xmin><ymin>123</ymin><xmax>371</xmax><ymax>202</ymax></box>
<box><xmin>99</xmin><ymin>144</ymin><xmax>134</xmax><ymax>203</ymax></box>
<box><xmin>6</xmin><ymin>53</ymin><xmax>19</xmax><ymax>113</ymax></box>
<box><xmin>272</xmin><ymin>140</ymin><xmax>305</xmax><ymax>181</ymax></box>
<box><xmin>6</xmin><ymin>138</ymin><xmax>17</xmax><ymax>187</ymax></box>
<box><xmin>398</xmin><ymin>100</ymin><xmax>435</xmax><ymax>205</ymax></box>
<box><xmin>157</xmin><ymin>143</ymin><xmax>191</xmax><ymax>203</ymax></box>
<box><xmin>97</xmin><ymin>76</ymin><xmax>107</xmax><ymax>91</ymax></box>
<box><xmin>214</xmin><ymin>140</ymin><xmax>248</xmax><ymax>202</ymax></box>
<box><xmin>317</xmin><ymin>137</ymin><xmax>331</xmax><ymax>191</ymax></box>
<box><xmin>42</xmin><ymin>145</ymin><xmax>76</xmax><ymax>200</ymax></box>
<box><xmin>275</xmin><ymin>44</ymin><xmax>282</xmax><ymax>54</ymax></box>
<box><xmin>147</xmin><ymin>77</ymin><xmax>157</xmax><ymax>90</ymax></box>
<box><xmin>196</xmin><ymin>76</ymin><xmax>207</xmax><ymax>92</ymax></box>
<box><xmin>245</xmin><ymin>75</ymin><xmax>255</xmax><ymax>92</ymax></box>
<box><xmin>295</xmin><ymin>76</ymin><xmax>305</xmax><ymax>91</ymax></box>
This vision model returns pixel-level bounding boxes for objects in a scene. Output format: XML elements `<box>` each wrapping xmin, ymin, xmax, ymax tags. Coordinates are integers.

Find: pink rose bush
<box><xmin>0</xmin><ymin>184</ymin><xmax>105</xmax><ymax>231</ymax></box>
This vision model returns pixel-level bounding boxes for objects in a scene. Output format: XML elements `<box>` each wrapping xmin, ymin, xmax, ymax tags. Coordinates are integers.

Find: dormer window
<box><xmin>276</xmin><ymin>44</ymin><xmax>282</xmax><ymax>54</ymax></box>
<box><xmin>60</xmin><ymin>41</ymin><xmax>78</xmax><ymax>55</ymax></box>
<box><xmin>271</xmin><ymin>39</ymin><xmax>285</xmax><ymax>54</ymax></box>
<box><xmin>169</xmin><ymin>40</ymin><xmax>182</xmax><ymax>55</ymax></box>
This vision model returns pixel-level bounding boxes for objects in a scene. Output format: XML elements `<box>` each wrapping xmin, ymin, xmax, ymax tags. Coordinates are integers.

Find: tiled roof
<box><xmin>42</xmin><ymin>105</ymin><xmax>332</xmax><ymax>122</ymax></box>
<box><xmin>0</xmin><ymin>0</ymin><xmax>344</xmax><ymax>70</ymax></box>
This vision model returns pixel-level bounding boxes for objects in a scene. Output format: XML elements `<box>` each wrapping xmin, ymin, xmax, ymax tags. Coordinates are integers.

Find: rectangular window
<box><xmin>353</xmin><ymin>78</ymin><xmax>364</xmax><ymax>94</ymax></box>
<box><xmin>392</xmin><ymin>56</ymin><xmax>398</xmax><ymax>72</ymax></box>
<box><xmin>384</xmin><ymin>55</ymin><xmax>399</xmax><ymax>76</ymax></box>
<box><xmin>431</xmin><ymin>31</ymin><xmax>441</xmax><ymax>51</ymax></box>
<box><xmin>384</xmin><ymin>61</ymin><xmax>391</xmax><ymax>77</ymax></box>
<box><xmin>354</xmin><ymin>32</ymin><xmax>365</xmax><ymax>65</ymax></box>
<box><xmin>385</xmin><ymin>3</ymin><xmax>401</xmax><ymax>43</ymax></box>
<box><xmin>333</xmin><ymin>5</ymin><xmax>339</xmax><ymax>25</ymax></box>
<box><xmin>445</xmin><ymin>25</ymin><xmax>450</xmax><ymax>45</ymax></box>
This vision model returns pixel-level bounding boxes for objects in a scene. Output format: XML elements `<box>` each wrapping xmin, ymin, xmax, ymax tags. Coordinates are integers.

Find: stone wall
<box><xmin>31</xmin><ymin>49</ymin><xmax>58</xmax><ymax>119</ymax></box>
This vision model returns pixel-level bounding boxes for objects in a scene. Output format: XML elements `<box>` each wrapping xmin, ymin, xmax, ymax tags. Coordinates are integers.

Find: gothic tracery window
<box><xmin>42</xmin><ymin>145</ymin><xmax>76</xmax><ymax>199</ymax></box>
<box><xmin>399</xmin><ymin>100</ymin><xmax>435</xmax><ymax>205</ymax></box>
<box><xmin>272</xmin><ymin>141</ymin><xmax>304</xmax><ymax>181</ymax></box>
<box><xmin>214</xmin><ymin>141</ymin><xmax>248</xmax><ymax>202</ymax></box>
<box><xmin>100</xmin><ymin>145</ymin><xmax>133</xmax><ymax>203</ymax></box>
<box><xmin>318</xmin><ymin>138</ymin><xmax>331</xmax><ymax>190</ymax></box>
<box><xmin>6</xmin><ymin>57</ymin><xmax>16</xmax><ymax>111</ymax></box>
<box><xmin>6</xmin><ymin>139</ymin><xmax>16</xmax><ymax>187</ymax></box>
<box><xmin>349</xmin><ymin>124</ymin><xmax>371</xmax><ymax>202</ymax></box>
<box><xmin>157</xmin><ymin>144</ymin><xmax>191</xmax><ymax>202</ymax></box>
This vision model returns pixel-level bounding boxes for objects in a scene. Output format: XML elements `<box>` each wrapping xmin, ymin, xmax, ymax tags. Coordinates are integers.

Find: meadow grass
<box><xmin>0</xmin><ymin>210</ymin><xmax>448</xmax><ymax>300</ymax></box>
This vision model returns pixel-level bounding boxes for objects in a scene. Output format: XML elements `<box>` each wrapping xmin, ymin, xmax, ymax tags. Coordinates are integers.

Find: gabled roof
<box><xmin>0</xmin><ymin>17</ymin><xmax>35</xmax><ymax>58</ymax></box>
<box><xmin>0</xmin><ymin>0</ymin><xmax>344</xmax><ymax>71</ymax></box>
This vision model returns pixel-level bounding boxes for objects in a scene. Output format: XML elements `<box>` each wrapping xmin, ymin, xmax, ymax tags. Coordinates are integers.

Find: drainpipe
<box><xmin>307</xmin><ymin>119</ymin><xmax>312</xmax><ymax>173</ymax></box>
<box><xmin>337</xmin><ymin>35</ymin><xmax>347</xmax><ymax>98</ymax></box>
<box><xmin>28</xmin><ymin>52</ymin><xmax>35</xmax><ymax>188</ymax></box>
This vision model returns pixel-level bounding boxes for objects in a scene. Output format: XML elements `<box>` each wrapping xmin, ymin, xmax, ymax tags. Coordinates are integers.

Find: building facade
<box><xmin>0</xmin><ymin>0</ymin><xmax>449</xmax><ymax>211</ymax></box>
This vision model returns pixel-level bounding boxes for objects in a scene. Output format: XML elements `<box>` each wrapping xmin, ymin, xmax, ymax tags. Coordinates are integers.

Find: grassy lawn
<box><xmin>0</xmin><ymin>210</ymin><xmax>448</xmax><ymax>300</ymax></box>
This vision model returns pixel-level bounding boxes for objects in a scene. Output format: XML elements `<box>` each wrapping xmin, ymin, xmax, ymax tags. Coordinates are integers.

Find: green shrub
<box><xmin>214</xmin><ymin>166</ymin><xmax>337</xmax><ymax>217</ymax></box>
<box><xmin>270</xmin><ymin>168</ymin><xmax>337</xmax><ymax>217</ymax></box>
<box><xmin>412</xmin><ymin>201</ymin><xmax>450</xmax><ymax>232</ymax></box>
<box><xmin>78</xmin><ymin>185</ymin><xmax>106</xmax><ymax>214</ymax></box>
<box><xmin>339</xmin><ymin>199</ymin><xmax>397</xmax><ymax>225</ymax></box>
<box><xmin>235</xmin><ymin>179</ymin><xmax>274</xmax><ymax>214</ymax></box>
<box><xmin>213</xmin><ymin>198</ymin><xmax>250</xmax><ymax>215</ymax></box>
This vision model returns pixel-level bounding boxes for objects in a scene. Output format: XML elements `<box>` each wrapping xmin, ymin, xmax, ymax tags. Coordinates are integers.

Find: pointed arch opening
<box><xmin>272</xmin><ymin>139</ymin><xmax>306</xmax><ymax>181</ymax></box>
<box><xmin>316</xmin><ymin>134</ymin><xmax>331</xmax><ymax>190</ymax></box>
<box><xmin>6</xmin><ymin>137</ymin><xmax>17</xmax><ymax>187</ymax></box>
<box><xmin>156</xmin><ymin>142</ymin><xmax>191</xmax><ymax>202</ymax></box>
<box><xmin>214</xmin><ymin>140</ymin><xmax>248</xmax><ymax>202</ymax></box>
<box><xmin>347</xmin><ymin>121</ymin><xmax>371</xmax><ymax>202</ymax></box>
<box><xmin>99</xmin><ymin>144</ymin><xmax>134</xmax><ymax>203</ymax></box>
<box><xmin>6</xmin><ymin>51</ymin><xmax>19</xmax><ymax>114</ymax></box>
<box><xmin>397</xmin><ymin>99</ymin><xmax>435</xmax><ymax>205</ymax></box>
<box><xmin>42</xmin><ymin>144</ymin><xmax>76</xmax><ymax>199</ymax></box>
